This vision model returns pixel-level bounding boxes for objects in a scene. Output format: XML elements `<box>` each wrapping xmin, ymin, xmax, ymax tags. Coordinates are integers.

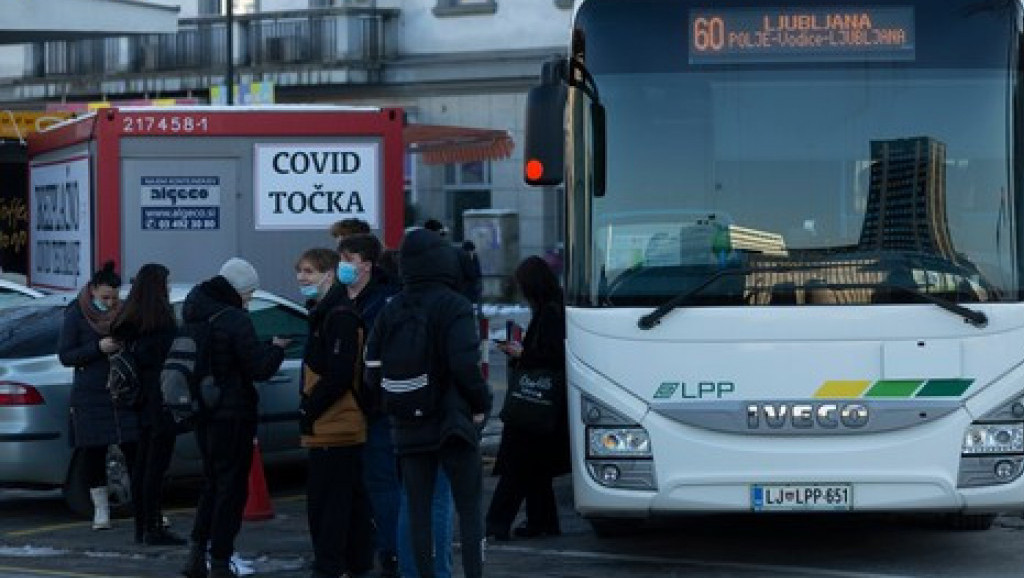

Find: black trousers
<box><xmin>485</xmin><ymin>469</ymin><xmax>559</xmax><ymax>535</ymax></box>
<box><xmin>306</xmin><ymin>445</ymin><xmax>375</xmax><ymax>576</ymax></box>
<box><xmin>400</xmin><ymin>439</ymin><xmax>484</xmax><ymax>578</ymax></box>
<box><xmin>132</xmin><ymin>424</ymin><xmax>177</xmax><ymax>533</ymax></box>
<box><xmin>190</xmin><ymin>417</ymin><xmax>256</xmax><ymax>561</ymax></box>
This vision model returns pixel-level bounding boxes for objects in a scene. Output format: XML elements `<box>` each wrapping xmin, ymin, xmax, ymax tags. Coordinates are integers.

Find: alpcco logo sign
<box><xmin>254</xmin><ymin>142</ymin><xmax>380</xmax><ymax>230</ymax></box>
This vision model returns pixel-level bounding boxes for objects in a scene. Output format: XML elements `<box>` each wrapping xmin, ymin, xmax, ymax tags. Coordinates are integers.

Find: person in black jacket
<box><xmin>58</xmin><ymin>261</ymin><xmax>137</xmax><ymax>532</ymax></box>
<box><xmin>181</xmin><ymin>258</ymin><xmax>288</xmax><ymax>578</ymax></box>
<box><xmin>486</xmin><ymin>256</ymin><xmax>569</xmax><ymax>540</ymax></box>
<box><xmin>110</xmin><ymin>263</ymin><xmax>184</xmax><ymax>546</ymax></box>
<box><xmin>365</xmin><ymin>228</ymin><xmax>492</xmax><ymax>578</ymax></box>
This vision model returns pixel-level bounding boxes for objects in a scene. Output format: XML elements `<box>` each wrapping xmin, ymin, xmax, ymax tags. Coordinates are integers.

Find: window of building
<box><xmin>433</xmin><ymin>0</ymin><xmax>498</xmax><ymax>17</ymax></box>
<box><xmin>445</xmin><ymin>161</ymin><xmax>492</xmax><ymax>241</ymax></box>
<box><xmin>554</xmin><ymin>0</ymin><xmax>573</xmax><ymax>8</ymax></box>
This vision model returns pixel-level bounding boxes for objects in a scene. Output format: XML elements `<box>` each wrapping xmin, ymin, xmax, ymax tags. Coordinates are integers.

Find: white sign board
<box><xmin>254</xmin><ymin>142</ymin><xmax>380</xmax><ymax>230</ymax></box>
<box><xmin>140</xmin><ymin>176</ymin><xmax>221</xmax><ymax>231</ymax></box>
<box><xmin>29</xmin><ymin>156</ymin><xmax>91</xmax><ymax>291</ymax></box>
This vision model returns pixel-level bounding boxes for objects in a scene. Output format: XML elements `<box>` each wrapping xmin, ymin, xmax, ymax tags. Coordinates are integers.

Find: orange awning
<box><xmin>404</xmin><ymin>124</ymin><xmax>515</xmax><ymax>165</ymax></box>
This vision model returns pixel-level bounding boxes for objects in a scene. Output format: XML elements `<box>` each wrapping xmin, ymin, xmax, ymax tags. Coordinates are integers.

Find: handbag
<box><xmin>499</xmin><ymin>366</ymin><xmax>565</xmax><ymax>434</ymax></box>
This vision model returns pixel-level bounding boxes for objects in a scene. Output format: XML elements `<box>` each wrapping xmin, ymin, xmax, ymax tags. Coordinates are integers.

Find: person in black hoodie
<box><xmin>365</xmin><ymin>228</ymin><xmax>492</xmax><ymax>578</ymax></box>
<box><xmin>110</xmin><ymin>263</ymin><xmax>185</xmax><ymax>547</ymax></box>
<box><xmin>181</xmin><ymin>258</ymin><xmax>288</xmax><ymax>578</ymax></box>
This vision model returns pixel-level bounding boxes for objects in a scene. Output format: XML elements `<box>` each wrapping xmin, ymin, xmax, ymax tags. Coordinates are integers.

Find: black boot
<box><xmin>134</xmin><ymin>515</ymin><xmax>145</xmax><ymax>545</ymax></box>
<box><xmin>379</xmin><ymin>550</ymin><xmax>399</xmax><ymax>578</ymax></box>
<box><xmin>145</xmin><ymin>523</ymin><xmax>187</xmax><ymax>546</ymax></box>
<box><xmin>181</xmin><ymin>543</ymin><xmax>208</xmax><ymax>578</ymax></box>
<box><xmin>208</xmin><ymin>558</ymin><xmax>236</xmax><ymax>578</ymax></box>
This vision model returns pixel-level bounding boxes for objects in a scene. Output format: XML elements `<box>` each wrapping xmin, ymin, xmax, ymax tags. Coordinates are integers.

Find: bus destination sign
<box><xmin>689</xmin><ymin>7</ymin><xmax>915</xmax><ymax>64</ymax></box>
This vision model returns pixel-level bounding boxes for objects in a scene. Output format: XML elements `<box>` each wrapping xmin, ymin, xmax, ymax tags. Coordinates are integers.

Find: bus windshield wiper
<box><xmin>637</xmin><ymin>268</ymin><xmax>750</xmax><ymax>330</ymax></box>
<box><xmin>881</xmin><ymin>283</ymin><xmax>988</xmax><ymax>328</ymax></box>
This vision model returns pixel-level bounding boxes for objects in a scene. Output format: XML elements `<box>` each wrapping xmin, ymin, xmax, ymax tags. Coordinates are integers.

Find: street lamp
<box><xmin>225</xmin><ymin>0</ymin><xmax>234</xmax><ymax>105</ymax></box>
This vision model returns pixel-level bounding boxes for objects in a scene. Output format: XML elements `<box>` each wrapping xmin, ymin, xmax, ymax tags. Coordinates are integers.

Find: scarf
<box><xmin>76</xmin><ymin>286</ymin><xmax>120</xmax><ymax>336</ymax></box>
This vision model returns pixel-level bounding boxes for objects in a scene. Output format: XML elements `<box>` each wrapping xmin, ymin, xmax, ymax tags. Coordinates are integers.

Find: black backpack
<box><xmin>107</xmin><ymin>342</ymin><xmax>143</xmax><ymax>409</ymax></box>
<box><xmin>378</xmin><ymin>294</ymin><xmax>442</xmax><ymax>419</ymax></box>
<box><xmin>160</xmin><ymin>309</ymin><xmax>228</xmax><ymax>427</ymax></box>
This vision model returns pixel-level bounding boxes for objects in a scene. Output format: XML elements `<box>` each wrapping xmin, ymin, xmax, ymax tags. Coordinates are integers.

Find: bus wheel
<box><xmin>943</xmin><ymin>513</ymin><xmax>996</xmax><ymax>531</ymax></box>
<box><xmin>588</xmin><ymin>517</ymin><xmax>643</xmax><ymax>538</ymax></box>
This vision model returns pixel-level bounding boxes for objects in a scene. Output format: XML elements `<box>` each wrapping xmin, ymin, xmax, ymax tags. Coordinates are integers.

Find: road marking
<box><xmin>7</xmin><ymin>494</ymin><xmax>308</xmax><ymax>537</ymax></box>
<box><xmin>0</xmin><ymin>565</ymin><xmax>140</xmax><ymax>578</ymax></box>
<box><xmin>486</xmin><ymin>544</ymin><xmax>913</xmax><ymax>578</ymax></box>
<box><xmin>5</xmin><ymin>522</ymin><xmax>88</xmax><ymax>537</ymax></box>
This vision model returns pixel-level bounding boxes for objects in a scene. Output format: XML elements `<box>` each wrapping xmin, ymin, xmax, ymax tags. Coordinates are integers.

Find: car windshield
<box><xmin>0</xmin><ymin>304</ymin><xmax>65</xmax><ymax>359</ymax></box>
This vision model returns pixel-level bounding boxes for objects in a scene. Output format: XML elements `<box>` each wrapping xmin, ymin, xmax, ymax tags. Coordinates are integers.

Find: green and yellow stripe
<box><xmin>812</xmin><ymin>378</ymin><xmax>973</xmax><ymax>399</ymax></box>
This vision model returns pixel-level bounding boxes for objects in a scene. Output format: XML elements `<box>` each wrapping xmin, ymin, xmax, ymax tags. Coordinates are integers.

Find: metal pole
<box><xmin>226</xmin><ymin>0</ymin><xmax>234</xmax><ymax>105</ymax></box>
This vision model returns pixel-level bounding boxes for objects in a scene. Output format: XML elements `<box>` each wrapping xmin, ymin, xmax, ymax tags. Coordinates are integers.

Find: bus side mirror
<box><xmin>523</xmin><ymin>61</ymin><xmax>568</xmax><ymax>186</ymax></box>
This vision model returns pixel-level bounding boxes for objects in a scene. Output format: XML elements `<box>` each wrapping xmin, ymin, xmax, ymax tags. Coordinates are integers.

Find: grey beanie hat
<box><xmin>219</xmin><ymin>257</ymin><xmax>259</xmax><ymax>295</ymax></box>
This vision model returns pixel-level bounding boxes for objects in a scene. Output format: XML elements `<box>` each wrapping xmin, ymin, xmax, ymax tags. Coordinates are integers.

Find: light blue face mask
<box><xmin>298</xmin><ymin>284</ymin><xmax>320</xmax><ymax>298</ymax></box>
<box><xmin>336</xmin><ymin>262</ymin><xmax>358</xmax><ymax>285</ymax></box>
<box><xmin>92</xmin><ymin>299</ymin><xmax>109</xmax><ymax>312</ymax></box>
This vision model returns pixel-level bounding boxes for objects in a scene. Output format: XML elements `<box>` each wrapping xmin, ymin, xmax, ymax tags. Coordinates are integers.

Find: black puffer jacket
<box><xmin>182</xmin><ymin>276</ymin><xmax>286</xmax><ymax>420</ymax></box>
<box><xmin>365</xmin><ymin>228</ymin><xmax>492</xmax><ymax>455</ymax></box>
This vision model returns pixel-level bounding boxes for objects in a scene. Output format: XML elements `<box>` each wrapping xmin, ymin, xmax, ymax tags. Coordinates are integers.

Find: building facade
<box><xmin>0</xmin><ymin>0</ymin><xmax>573</xmax><ymax>272</ymax></box>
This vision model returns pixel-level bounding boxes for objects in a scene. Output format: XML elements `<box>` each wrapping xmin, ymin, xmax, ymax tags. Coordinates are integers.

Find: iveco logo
<box><xmin>747</xmin><ymin>403</ymin><xmax>870</xmax><ymax>429</ymax></box>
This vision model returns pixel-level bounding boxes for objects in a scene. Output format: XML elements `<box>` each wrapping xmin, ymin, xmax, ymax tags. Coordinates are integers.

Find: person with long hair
<box><xmin>58</xmin><ymin>261</ymin><xmax>137</xmax><ymax>531</ymax></box>
<box><xmin>110</xmin><ymin>263</ymin><xmax>185</xmax><ymax>546</ymax></box>
<box><xmin>486</xmin><ymin>255</ymin><xmax>570</xmax><ymax>540</ymax></box>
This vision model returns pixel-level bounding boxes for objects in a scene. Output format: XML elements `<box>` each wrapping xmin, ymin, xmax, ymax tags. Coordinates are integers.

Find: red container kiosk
<box><xmin>27</xmin><ymin>106</ymin><xmax>404</xmax><ymax>296</ymax></box>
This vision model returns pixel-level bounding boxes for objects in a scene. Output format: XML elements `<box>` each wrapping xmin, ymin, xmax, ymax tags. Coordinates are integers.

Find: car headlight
<box><xmin>588</xmin><ymin>427</ymin><xmax>652</xmax><ymax>458</ymax></box>
<box><xmin>962</xmin><ymin>423</ymin><xmax>1024</xmax><ymax>455</ymax></box>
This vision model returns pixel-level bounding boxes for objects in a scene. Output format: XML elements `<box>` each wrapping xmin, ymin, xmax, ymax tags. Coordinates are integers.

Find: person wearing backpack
<box><xmin>365</xmin><ymin>227</ymin><xmax>493</xmax><ymax>578</ymax></box>
<box><xmin>180</xmin><ymin>258</ymin><xmax>289</xmax><ymax>578</ymax></box>
<box><xmin>58</xmin><ymin>261</ymin><xmax>138</xmax><ymax>532</ymax></box>
<box><xmin>109</xmin><ymin>263</ymin><xmax>186</xmax><ymax>546</ymax></box>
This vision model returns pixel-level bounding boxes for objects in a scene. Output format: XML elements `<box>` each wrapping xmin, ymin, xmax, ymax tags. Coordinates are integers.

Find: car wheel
<box><xmin>63</xmin><ymin>446</ymin><xmax>134</xmax><ymax>519</ymax></box>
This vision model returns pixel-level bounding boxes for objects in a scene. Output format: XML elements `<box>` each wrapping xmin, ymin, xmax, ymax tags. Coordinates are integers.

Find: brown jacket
<box><xmin>299</xmin><ymin>290</ymin><xmax>367</xmax><ymax>448</ymax></box>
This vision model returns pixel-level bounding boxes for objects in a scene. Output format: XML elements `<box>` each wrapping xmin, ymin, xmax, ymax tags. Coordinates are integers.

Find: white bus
<box><xmin>523</xmin><ymin>0</ymin><xmax>1024</xmax><ymax>535</ymax></box>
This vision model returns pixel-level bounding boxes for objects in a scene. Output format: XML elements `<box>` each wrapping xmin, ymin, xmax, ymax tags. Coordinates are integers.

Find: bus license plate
<box><xmin>751</xmin><ymin>484</ymin><xmax>852</xmax><ymax>511</ymax></box>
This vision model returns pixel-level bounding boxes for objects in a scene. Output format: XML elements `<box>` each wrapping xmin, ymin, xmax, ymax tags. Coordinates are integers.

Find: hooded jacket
<box><xmin>365</xmin><ymin>228</ymin><xmax>492</xmax><ymax>454</ymax></box>
<box><xmin>181</xmin><ymin>276</ymin><xmax>285</xmax><ymax>419</ymax></box>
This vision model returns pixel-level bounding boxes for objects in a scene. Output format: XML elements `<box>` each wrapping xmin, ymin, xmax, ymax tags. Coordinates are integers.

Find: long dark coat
<box><xmin>59</xmin><ymin>300</ymin><xmax>140</xmax><ymax>448</ymax></box>
<box><xmin>494</xmin><ymin>301</ymin><xmax>571</xmax><ymax>478</ymax></box>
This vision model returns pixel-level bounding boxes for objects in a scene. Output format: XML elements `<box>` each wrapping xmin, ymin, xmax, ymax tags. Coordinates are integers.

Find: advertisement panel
<box><xmin>140</xmin><ymin>176</ymin><xmax>221</xmax><ymax>231</ymax></box>
<box><xmin>29</xmin><ymin>155</ymin><xmax>91</xmax><ymax>290</ymax></box>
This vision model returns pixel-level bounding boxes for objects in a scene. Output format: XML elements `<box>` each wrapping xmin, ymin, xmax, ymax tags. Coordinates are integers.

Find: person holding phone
<box><xmin>487</xmin><ymin>256</ymin><xmax>569</xmax><ymax>541</ymax></box>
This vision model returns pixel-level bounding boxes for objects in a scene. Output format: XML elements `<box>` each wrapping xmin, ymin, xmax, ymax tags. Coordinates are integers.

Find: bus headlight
<box><xmin>588</xmin><ymin>427</ymin><xmax>652</xmax><ymax>458</ymax></box>
<box><xmin>961</xmin><ymin>423</ymin><xmax>1024</xmax><ymax>455</ymax></box>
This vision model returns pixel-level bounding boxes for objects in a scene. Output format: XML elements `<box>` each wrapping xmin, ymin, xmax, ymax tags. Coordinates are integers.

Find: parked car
<box><xmin>0</xmin><ymin>279</ymin><xmax>45</xmax><ymax>308</ymax></box>
<box><xmin>0</xmin><ymin>285</ymin><xmax>308</xmax><ymax>517</ymax></box>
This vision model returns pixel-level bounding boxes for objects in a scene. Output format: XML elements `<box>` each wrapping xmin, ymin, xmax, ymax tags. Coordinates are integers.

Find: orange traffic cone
<box><xmin>243</xmin><ymin>438</ymin><xmax>274</xmax><ymax>521</ymax></box>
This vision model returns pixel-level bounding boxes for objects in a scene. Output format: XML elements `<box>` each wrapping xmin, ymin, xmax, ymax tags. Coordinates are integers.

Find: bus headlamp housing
<box><xmin>961</xmin><ymin>423</ymin><xmax>1024</xmax><ymax>455</ymax></box>
<box><xmin>588</xmin><ymin>427</ymin><xmax>652</xmax><ymax>458</ymax></box>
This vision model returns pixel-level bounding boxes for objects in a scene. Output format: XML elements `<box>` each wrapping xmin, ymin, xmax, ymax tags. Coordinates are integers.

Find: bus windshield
<box><xmin>572</xmin><ymin>0</ymin><xmax>1024</xmax><ymax>307</ymax></box>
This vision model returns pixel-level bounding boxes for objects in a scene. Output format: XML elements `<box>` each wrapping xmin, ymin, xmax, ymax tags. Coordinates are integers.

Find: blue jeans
<box><xmin>397</xmin><ymin>468</ymin><xmax>454</xmax><ymax>578</ymax></box>
<box><xmin>363</xmin><ymin>415</ymin><xmax>402</xmax><ymax>558</ymax></box>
